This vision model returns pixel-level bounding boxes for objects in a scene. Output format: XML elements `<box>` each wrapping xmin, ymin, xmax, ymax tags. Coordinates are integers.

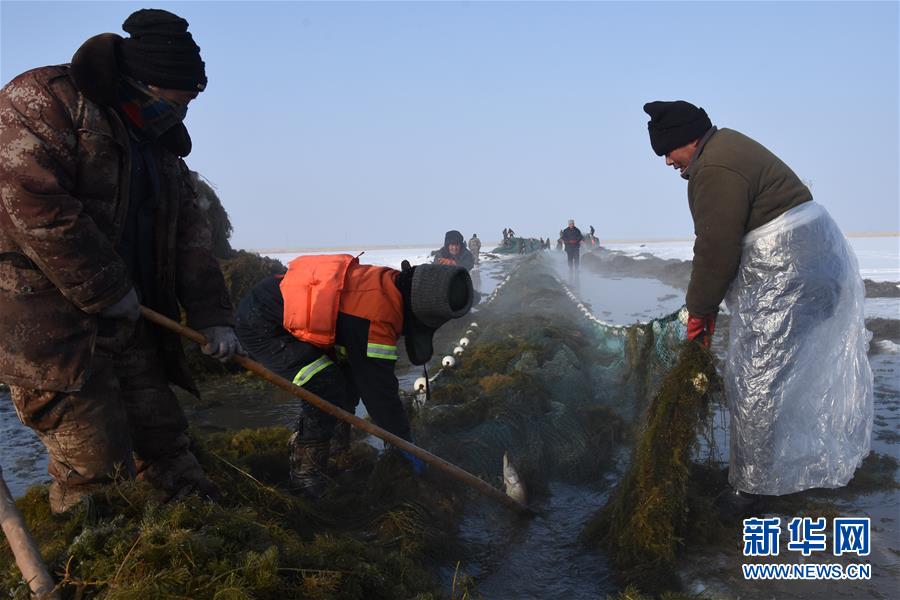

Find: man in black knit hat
<box><xmin>643</xmin><ymin>101</ymin><xmax>873</xmax><ymax>511</ymax></box>
<box><xmin>0</xmin><ymin>8</ymin><xmax>241</xmax><ymax>513</ymax></box>
<box><xmin>433</xmin><ymin>229</ymin><xmax>476</xmax><ymax>271</ymax></box>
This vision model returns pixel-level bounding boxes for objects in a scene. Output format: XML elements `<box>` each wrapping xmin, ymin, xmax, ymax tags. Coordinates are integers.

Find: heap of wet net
<box><xmin>582</xmin><ymin>342</ymin><xmax>724</xmax><ymax>587</ymax></box>
<box><xmin>411</xmin><ymin>255</ymin><xmax>691</xmax><ymax>498</ymax></box>
<box><xmin>0</xmin><ymin>427</ymin><xmax>472</xmax><ymax>599</ymax></box>
<box><xmin>407</xmin><ymin>253</ymin><xmax>732</xmax><ymax>594</ymax></box>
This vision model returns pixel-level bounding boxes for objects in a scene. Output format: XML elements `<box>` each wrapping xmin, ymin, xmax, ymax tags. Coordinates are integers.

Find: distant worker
<box><xmin>0</xmin><ymin>8</ymin><xmax>241</xmax><ymax>513</ymax></box>
<box><xmin>235</xmin><ymin>256</ymin><xmax>473</xmax><ymax>497</ymax></box>
<box><xmin>434</xmin><ymin>230</ymin><xmax>475</xmax><ymax>271</ymax></box>
<box><xmin>561</xmin><ymin>219</ymin><xmax>584</xmax><ymax>270</ymax></box>
<box><xmin>468</xmin><ymin>233</ymin><xmax>482</xmax><ymax>264</ymax></box>
<box><xmin>644</xmin><ymin>100</ymin><xmax>873</xmax><ymax>509</ymax></box>
<box><xmin>502</xmin><ymin>228</ymin><xmax>509</xmax><ymax>242</ymax></box>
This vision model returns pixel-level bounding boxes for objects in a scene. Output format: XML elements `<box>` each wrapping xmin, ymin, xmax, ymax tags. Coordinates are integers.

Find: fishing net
<box><xmin>0</xmin><ymin>243</ymin><xmax>722</xmax><ymax>598</ymax></box>
<box><xmin>411</xmin><ymin>254</ymin><xmax>695</xmax><ymax>497</ymax></box>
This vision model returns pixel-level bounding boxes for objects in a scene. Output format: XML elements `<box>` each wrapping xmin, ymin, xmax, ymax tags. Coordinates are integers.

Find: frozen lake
<box><xmin>606</xmin><ymin>234</ymin><xmax>900</xmax><ymax>282</ymax></box>
<box><xmin>2</xmin><ymin>234</ymin><xmax>897</xmax><ymax>499</ymax></box>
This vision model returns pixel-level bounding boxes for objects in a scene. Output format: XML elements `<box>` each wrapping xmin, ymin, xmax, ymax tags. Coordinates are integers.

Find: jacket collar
<box><xmin>682</xmin><ymin>126</ymin><xmax>718</xmax><ymax>180</ymax></box>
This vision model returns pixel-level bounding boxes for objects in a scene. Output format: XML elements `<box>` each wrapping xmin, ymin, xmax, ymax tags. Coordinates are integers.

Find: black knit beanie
<box><xmin>643</xmin><ymin>100</ymin><xmax>712</xmax><ymax>156</ymax></box>
<box><xmin>118</xmin><ymin>9</ymin><xmax>207</xmax><ymax>92</ymax></box>
<box><xmin>444</xmin><ymin>230</ymin><xmax>464</xmax><ymax>246</ymax></box>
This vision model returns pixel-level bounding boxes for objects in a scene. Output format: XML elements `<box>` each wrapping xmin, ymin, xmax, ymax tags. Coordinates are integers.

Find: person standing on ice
<box><xmin>235</xmin><ymin>256</ymin><xmax>473</xmax><ymax>497</ymax></box>
<box><xmin>561</xmin><ymin>219</ymin><xmax>584</xmax><ymax>270</ymax></box>
<box><xmin>643</xmin><ymin>100</ymin><xmax>873</xmax><ymax>507</ymax></box>
<box><xmin>0</xmin><ymin>8</ymin><xmax>242</xmax><ymax>514</ymax></box>
<box><xmin>468</xmin><ymin>233</ymin><xmax>482</xmax><ymax>264</ymax></box>
<box><xmin>433</xmin><ymin>229</ymin><xmax>476</xmax><ymax>270</ymax></box>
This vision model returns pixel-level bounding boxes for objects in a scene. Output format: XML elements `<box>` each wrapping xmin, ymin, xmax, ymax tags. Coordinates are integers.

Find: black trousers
<box><xmin>235</xmin><ymin>286</ymin><xmax>410</xmax><ymax>443</ymax></box>
<box><xmin>566</xmin><ymin>248</ymin><xmax>580</xmax><ymax>268</ymax></box>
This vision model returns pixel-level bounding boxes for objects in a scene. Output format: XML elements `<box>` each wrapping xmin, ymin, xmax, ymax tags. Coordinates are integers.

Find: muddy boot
<box><xmin>329</xmin><ymin>422</ymin><xmax>354</xmax><ymax>470</ymax></box>
<box><xmin>48</xmin><ymin>481</ymin><xmax>103</xmax><ymax>515</ymax></box>
<box><xmin>288</xmin><ymin>432</ymin><xmax>330</xmax><ymax>499</ymax></box>
<box><xmin>136</xmin><ymin>449</ymin><xmax>219</xmax><ymax>503</ymax></box>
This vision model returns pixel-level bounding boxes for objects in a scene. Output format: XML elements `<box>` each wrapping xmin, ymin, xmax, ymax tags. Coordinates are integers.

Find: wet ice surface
<box><xmin>181</xmin><ymin>384</ymin><xmax>304</xmax><ymax>432</ymax></box>
<box><xmin>546</xmin><ymin>250</ymin><xmax>685</xmax><ymax>324</ymax></box>
<box><xmin>606</xmin><ymin>235</ymin><xmax>900</xmax><ymax>282</ymax></box>
<box><xmin>866</xmin><ymin>297</ymin><xmax>900</xmax><ymax>320</ymax></box>
<box><xmin>850</xmin><ymin>236</ymin><xmax>900</xmax><ymax>282</ymax></box>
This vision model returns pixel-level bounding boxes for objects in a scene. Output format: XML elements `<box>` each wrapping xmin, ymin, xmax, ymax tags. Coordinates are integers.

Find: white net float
<box><xmin>442</xmin><ymin>355</ymin><xmax>456</xmax><ymax>368</ymax></box>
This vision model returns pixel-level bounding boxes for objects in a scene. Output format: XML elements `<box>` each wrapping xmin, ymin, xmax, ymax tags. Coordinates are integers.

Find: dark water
<box><xmin>0</xmin><ymin>389</ymin><xmax>48</xmax><ymax>497</ymax></box>
<box><xmin>449</xmin><ymin>481</ymin><xmax>618</xmax><ymax>599</ymax></box>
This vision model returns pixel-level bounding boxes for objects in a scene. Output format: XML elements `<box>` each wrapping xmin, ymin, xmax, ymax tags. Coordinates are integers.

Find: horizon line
<box><xmin>245</xmin><ymin>231</ymin><xmax>899</xmax><ymax>255</ymax></box>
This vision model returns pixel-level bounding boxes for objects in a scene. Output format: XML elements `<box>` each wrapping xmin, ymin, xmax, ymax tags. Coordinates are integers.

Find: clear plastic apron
<box><xmin>725</xmin><ymin>201</ymin><xmax>873</xmax><ymax>495</ymax></box>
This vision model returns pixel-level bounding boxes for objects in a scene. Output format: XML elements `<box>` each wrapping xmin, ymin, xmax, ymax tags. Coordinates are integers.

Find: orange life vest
<box><xmin>280</xmin><ymin>254</ymin><xmax>403</xmax><ymax>355</ymax></box>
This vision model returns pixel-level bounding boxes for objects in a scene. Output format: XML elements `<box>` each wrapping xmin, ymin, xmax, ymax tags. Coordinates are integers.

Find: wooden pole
<box><xmin>140</xmin><ymin>305</ymin><xmax>533</xmax><ymax>516</ymax></box>
<box><xmin>0</xmin><ymin>466</ymin><xmax>60</xmax><ymax>600</ymax></box>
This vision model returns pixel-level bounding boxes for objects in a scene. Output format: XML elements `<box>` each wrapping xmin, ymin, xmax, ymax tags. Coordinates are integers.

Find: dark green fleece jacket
<box><xmin>683</xmin><ymin>128</ymin><xmax>812</xmax><ymax>316</ymax></box>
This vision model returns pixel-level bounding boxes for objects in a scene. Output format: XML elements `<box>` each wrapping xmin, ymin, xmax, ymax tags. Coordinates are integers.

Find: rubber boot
<box><xmin>329</xmin><ymin>422</ymin><xmax>354</xmax><ymax>470</ymax></box>
<box><xmin>288</xmin><ymin>432</ymin><xmax>330</xmax><ymax>499</ymax></box>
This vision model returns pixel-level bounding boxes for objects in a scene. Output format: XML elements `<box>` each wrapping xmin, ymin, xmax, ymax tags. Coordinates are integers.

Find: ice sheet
<box><xmin>606</xmin><ymin>235</ymin><xmax>898</xmax><ymax>282</ymax></box>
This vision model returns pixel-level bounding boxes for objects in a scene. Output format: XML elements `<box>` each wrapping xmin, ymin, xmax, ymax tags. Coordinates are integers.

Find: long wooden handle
<box><xmin>0</xmin><ymin>466</ymin><xmax>60</xmax><ymax>600</ymax></box>
<box><xmin>141</xmin><ymin>305</ymin><xmax>533</xmax><ymax>516</ymax></box>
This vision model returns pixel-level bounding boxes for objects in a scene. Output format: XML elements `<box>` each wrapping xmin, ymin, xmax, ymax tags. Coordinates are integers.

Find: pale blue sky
<box><xmin>2</xmin><ymin>1</ymin><xmax>898</xmax><ymax>250</ymax></box>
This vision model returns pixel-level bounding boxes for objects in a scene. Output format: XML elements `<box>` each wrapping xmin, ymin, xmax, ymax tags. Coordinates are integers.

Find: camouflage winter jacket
<box><xmin>0</xmin><ymin>33</ymin><xmax>233</xmax><ymax>393</ymax></box>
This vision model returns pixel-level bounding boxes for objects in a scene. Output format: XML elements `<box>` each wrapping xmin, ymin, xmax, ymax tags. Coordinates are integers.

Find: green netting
<box><xmin>411</xmin><ymin>255</ymin><xmax>691</xmax><ymax>498</ymax></box>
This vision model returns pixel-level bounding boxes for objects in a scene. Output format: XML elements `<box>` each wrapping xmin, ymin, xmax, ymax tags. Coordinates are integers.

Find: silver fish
<box><xmin>502</xmin><ymin>452</ymin><xmax>527</xmax><ymax>505</ymax></box>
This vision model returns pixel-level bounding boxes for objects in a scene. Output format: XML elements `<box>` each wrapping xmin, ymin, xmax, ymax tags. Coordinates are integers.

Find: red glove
<box><xmin>687</xmin><ymin>313</ymin><xmax>717</xmax><ymax>347</ymax></box>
